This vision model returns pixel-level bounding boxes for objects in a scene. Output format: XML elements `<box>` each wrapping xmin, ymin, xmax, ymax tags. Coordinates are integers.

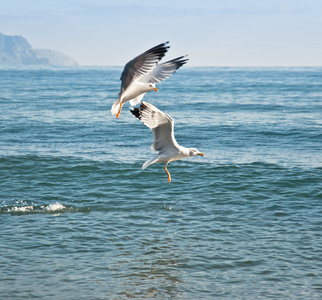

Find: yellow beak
<box><xmin>198</xmin><ymin>153</ymin><xmax>205</xmax><ymax>157</ymax></box>
<box><xmin>153</xmin><ymin>87</ymin><xmax>159</xmax><ymax>92</ymax></box>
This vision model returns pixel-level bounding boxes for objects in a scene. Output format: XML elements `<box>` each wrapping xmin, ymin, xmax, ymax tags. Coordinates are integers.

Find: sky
<box><xmin>1</xmin><ymin>0</ymin><xmax>322</xmax><ymax>66</ymax></box>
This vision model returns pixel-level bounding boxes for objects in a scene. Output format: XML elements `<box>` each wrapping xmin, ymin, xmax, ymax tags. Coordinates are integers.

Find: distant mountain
<box><xmin>0</xmin><ymin>33</ymin><xmax>78</xmax><ymax>66</ymax></box>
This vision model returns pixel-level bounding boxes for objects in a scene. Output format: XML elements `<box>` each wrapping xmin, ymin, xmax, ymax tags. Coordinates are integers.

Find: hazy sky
<box><xmin>1</xmin><ymin>0</ymin><xmax>322</xmax><ymax>66</ymax></box>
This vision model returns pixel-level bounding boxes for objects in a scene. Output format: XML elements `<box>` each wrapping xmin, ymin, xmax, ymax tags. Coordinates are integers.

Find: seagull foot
<box><xmin>116</xmin><ymin>102</ymin><xmax>124</xmax><ymax>119</ymax></box>
<box><xmin>164</xmin><ymin>165</ymin><xmax>171</xmax><ymax>183</ymax></box>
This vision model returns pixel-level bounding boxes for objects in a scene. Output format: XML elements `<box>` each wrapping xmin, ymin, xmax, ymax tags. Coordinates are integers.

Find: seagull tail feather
<box><xmin>111</xmin><ymin>98</ymin><xmax>122</xmax><ymax>115</ymax></box>
<box><xmin>142</xmin><ymin>156</ymin><xmax>159</xmax><ymax>170</ymax></box>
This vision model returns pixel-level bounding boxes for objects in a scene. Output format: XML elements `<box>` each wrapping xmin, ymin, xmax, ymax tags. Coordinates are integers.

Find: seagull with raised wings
<box><xmin>111</xmin><ymin>41</ymin><xmax>188</xmax><ymax>119</ymax></box>
<box><xmin>130</xmin><ymin>101</ymin><xmax>204</xmax><ymax>183</ymax></box>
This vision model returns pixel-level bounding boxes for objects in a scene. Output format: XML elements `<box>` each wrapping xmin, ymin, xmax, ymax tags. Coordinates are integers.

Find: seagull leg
<box><xmin>116</xmin><ymin>102</ymin><xmax>124</xmax><ymax>119</ymax></box>
<box><xmin>164</xmin><ymin>165</ymin><xmax>171</xmax><ymax>183</ymax></box>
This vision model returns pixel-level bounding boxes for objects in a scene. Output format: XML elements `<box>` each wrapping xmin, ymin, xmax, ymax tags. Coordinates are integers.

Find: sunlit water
<box><xmin>1</xmin><ymin>66</ymin><xmax>322</xmax><ymax>299</ymax></box>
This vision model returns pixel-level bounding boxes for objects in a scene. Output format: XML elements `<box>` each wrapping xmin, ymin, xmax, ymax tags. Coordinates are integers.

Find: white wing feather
<box><xmin>129</xmin><ymin>93</ymin><xmax>146</xmax><ymax>106</ymax></box>
<box><xmin>132</xmin><ymin>102</ymin><xmax>180</xmax><ymax>152</ymax></box>
<box><xmin>138</xmin><ymin>56</ymin><xmax>188</xmax><ymax>84</ymax></box>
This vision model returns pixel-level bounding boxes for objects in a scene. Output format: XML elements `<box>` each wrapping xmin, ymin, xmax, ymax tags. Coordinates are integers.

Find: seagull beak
<box><xmin>198</xmin><ymin>152</ymin><xmax>205</xmax><ymax>157</ymax></box>
<box><xmin>153</xmin><ymin>87</ymin><xmax>158</xmax><ymax>92</ymax></box>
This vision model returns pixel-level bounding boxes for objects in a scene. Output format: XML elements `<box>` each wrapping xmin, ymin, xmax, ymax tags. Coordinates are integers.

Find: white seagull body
<box><xmin>130</xmin><ymin>101</ymin><xmax>204</xmax><ymax>183</ymax></box>
<box><xmin>111</xmin><ymin>41</ymin><xmax>188</xmax><ymax>119</ymax></box>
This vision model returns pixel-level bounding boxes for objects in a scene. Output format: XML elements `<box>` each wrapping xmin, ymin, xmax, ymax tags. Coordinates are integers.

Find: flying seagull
<box><xmin>111</xmin><ymin>41</ymin><xmax>188</xmax><ymax>119</ymax></box>
<box><xmin>130</xmin><ymin>101</ymin><xmax>204</xmax><ymax>183</ymax></box>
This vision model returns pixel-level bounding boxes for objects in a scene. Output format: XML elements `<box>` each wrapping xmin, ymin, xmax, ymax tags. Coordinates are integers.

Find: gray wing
<box><xmin>130</xmin><ymin>101</ymin><xmax>179</xmax><ymax>152</ymax></box>
<box><xmin>120</xmin><ymin>42</ymin><xmax>169</xmax><ymax>93</ymax></box>
<box><xmin>138</xmin><ymin>56</ymin><xmax>189</xmax><ymax>84</ymax></box>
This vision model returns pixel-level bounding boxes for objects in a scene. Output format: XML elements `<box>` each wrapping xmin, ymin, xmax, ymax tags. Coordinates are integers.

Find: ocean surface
<box><xmin>1</xmin><ymin>66</ymin><xmax>322</xmax><ymax>299</ymax></box>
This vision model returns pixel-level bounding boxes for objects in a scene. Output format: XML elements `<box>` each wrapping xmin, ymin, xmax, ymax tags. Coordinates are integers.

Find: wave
<box><xmin>0</xmin><ymin>201</ymin><xmax>177</xmax><ymax>216</ymax></box>
<box><xmin>0</xmin><ymin>202</ymin><xmax>87</xmax><ymax>215</ymax></box>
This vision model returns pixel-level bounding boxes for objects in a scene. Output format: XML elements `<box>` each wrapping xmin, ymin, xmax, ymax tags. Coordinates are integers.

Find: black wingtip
<box><xmin>178</xmin><ymin>57</ymin><xmax>189</xmax><ymax>67</ymax></box>
<box><xmin>130</xmin><ymin>107</ymin><xmax>141</xmax><ymax>119</ymax></box>
<box><xmin>163</xmin><ymin>55</ymin><xmax>189</xmax><ymax>72</ymax></box>
<box><xmin>144</xmin><ymin>41</ymin><xmax>170</xmax><ymax>61</ymax></box>
<box><xmin>160</xmin><ymin>41</ymin><xmax>170</xmax><ymax>48</ymax></box>
<box><xmin>139</xmin><ymin>101</ymin><xmax>150</xmax><ymax>112</ymax></box>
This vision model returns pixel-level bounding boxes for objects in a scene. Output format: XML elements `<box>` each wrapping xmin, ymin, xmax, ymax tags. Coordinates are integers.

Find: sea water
<box><xmin>0</xmin><ymin>66</ymin><xmax>322</xmax><ymax>299</ymax></box>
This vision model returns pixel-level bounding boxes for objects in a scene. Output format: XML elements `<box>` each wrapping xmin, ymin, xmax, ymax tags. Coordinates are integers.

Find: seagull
<box><xmin>111</xmin><ymin>41</ymin><xmax>188</xmax><ymax>119</ymax></box>
<box><xmin>130</xmin><ymin>101</ymin><xmax>204</xmax><ymax>183</ymax></box>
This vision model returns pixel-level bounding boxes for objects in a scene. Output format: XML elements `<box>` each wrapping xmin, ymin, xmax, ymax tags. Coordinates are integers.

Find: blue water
<box><xmin>1</xmin><ymin>66</ymin><xmax>322</xmax><ymax>299</ymax></box>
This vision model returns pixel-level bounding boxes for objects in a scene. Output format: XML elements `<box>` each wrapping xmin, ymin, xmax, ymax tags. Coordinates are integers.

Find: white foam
<box><xmin>43</xmin><ymin>202</ymin><xmax>66</xmax><ymax>212</ymax></box>
<box><xmin>9</xmin><ymin>205</ymin><xmax>34</xmax><ymax>212</ymax></box>
<box><xmin>6</xmin><ymin>202</ymin><xmax>66</xmax><ymax>213</ymax></box>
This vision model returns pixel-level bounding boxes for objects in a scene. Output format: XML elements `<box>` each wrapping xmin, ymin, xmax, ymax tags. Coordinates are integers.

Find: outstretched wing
<box><xmin>130</xmin><ymin>101</ymin><xmax>180</xmax><ymax>152</ymax></box>
<box><xmin>120</xmin><ymin>42</ymin><xmax>169</xmax><ymax>93</ymax></box>
<box><xmin>138</xmin><ymin>56</ymin><xmax>189</xmax><ymax>84</ymax></box>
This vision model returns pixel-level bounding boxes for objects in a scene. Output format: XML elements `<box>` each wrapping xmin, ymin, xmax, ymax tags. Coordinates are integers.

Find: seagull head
<box><xmin>189</xmin><ymin>148</ymin><xmax>205</xmax><ymax>157</ymax></box>
<box><xmin>148</xmin><ymin>83</ymin><xmax>158</xmax><ymax>92</ymax></box>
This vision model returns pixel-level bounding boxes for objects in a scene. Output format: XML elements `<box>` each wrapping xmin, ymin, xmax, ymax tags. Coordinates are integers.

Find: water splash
<box><xmin>2</xmin><ymin>202</ymin><xmax>67</xmax><ymax>214</ymax></box>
